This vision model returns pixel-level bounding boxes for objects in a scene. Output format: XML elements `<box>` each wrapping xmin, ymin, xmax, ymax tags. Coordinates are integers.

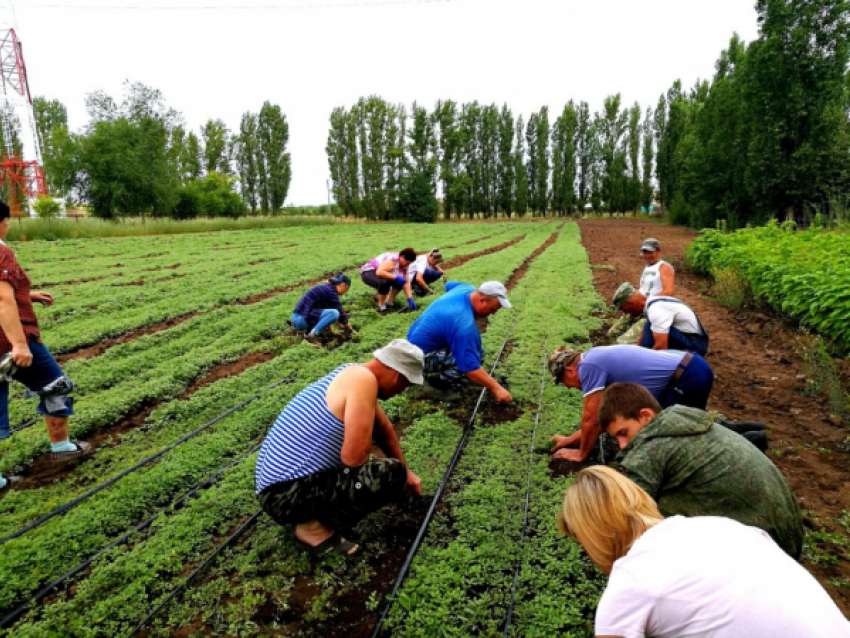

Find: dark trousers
<box><xmin>661</xmin><ymin>353</ymin><xmax>714</xmax><ymax>410</ymax></box>
<box><xmin>361</xmin><ymin>270</ymin><xmax>402</xmax><ymax>295</ymax></box>
<box><xmin>640</xmin><ymin>323</ymin><xmax>709</xmax><ymax>357</ymax></box>
<box><xmin>412</xmin><ymin>270</ymin><xmax>443</xmax><ymax>294</ymax></box>
<box><xmin>423</xmin><ymin>347</ymin><xmax>484</xmax><ymax>390</ymax></box>
<box><xmin>258</xmin><ymin>458</ymin><xmax>407</xmax><ymax>532</ymax></box>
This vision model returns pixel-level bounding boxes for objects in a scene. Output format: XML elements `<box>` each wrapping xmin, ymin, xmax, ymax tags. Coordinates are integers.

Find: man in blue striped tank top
<box><xmin>255</xmin><ymin>340</ymin><xmax>425</xmax><ymax>556</ymax></box>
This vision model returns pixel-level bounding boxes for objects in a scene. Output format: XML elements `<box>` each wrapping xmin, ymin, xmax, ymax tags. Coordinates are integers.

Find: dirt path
<box><xmin>577</xmin><ymin>218</ymin><xmax>850</xmax><ymax>615</ymax></box>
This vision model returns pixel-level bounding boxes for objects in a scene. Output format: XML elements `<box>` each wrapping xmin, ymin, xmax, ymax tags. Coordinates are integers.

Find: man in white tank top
<box><xmin>639</xmin><ymin>237</ymin><xmax>675</xmax><ymax>297</ymax></box>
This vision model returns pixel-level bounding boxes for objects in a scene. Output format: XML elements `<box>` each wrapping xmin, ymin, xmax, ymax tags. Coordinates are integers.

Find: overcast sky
<box><xmin>11</xmin><ymin>0</ymin><xmax>759</xmax><ymax>205</ymax></box>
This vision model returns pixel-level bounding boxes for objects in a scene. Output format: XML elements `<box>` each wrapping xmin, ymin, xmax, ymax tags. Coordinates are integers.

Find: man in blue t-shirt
<box><xmin>407</xmin><ymin>281</ymin><xmax>513</xmax><ymax>403</ymax></box>
<box><xmin>546</xmin><ymin>344</ymin><xmax>714</xmax><ymax>463</ymax></box>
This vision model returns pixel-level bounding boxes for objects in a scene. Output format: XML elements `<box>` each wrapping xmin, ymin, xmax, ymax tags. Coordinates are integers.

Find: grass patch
<box><xmin>6</xmin><ymin>215</ymin><xmax>337</xmax><ymax>242</ymax></box>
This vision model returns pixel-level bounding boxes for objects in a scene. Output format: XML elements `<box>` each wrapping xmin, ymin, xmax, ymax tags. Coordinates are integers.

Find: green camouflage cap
<box><xmin>612</xmin><ymin>282</ymin><xmax>636</xmax><ymax>308</ymax></box>
<box><xmin>548</xmin><ymin>346</ymin><xmax>581</xmax><ymax>384</ymax></box>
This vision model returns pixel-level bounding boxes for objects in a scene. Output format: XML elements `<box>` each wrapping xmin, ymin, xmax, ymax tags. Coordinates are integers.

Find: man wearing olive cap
<box><xmin>255</xmin><ymin>339</ymin><xmax>425</xmax><ymax>557</ymax></box>
<box><xmin>613</xmin><ymin>282</ymin><xmax>709</xmax><ymax>356</ymax></box>
<box><xmin>546</xmin><ymin>344</ymin><xmax>714</xmax><ymax>463</ymax></box>
<box><xmin>407</xmin><ymin>281</ymin><xmax>513</xmax><ymax>403</ymax></box>
<box><xmin>408</xmin><ymin>248</ymin><xmax>446</xmax><ymax>297</ymax></box>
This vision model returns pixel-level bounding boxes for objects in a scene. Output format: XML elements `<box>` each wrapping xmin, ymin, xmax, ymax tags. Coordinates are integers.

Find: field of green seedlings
<box><xmin>0</xmin><ymin>221</ymin><xmax>606</xmax><ymax>637</ymax></box>
<box><xmin>687</xmin><ymin>222</ymin><xmax>850</xmax><ymax>352</ymax></box>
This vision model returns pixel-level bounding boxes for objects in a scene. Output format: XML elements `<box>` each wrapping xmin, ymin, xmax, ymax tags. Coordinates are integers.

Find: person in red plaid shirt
<box><xmin>0</xmin><ymin>200</ymin><xmax>91</xmax><ymax>490</ymax></box>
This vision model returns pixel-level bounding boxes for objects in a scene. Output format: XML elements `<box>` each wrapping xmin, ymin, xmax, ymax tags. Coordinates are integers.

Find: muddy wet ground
<box><xmin>577</xmin><ymin>217</ymin><xmax>850</xmax><ymax>615</ymax></box>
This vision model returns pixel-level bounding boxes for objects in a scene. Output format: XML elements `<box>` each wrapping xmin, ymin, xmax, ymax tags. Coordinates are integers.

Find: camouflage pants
<box><xmin>258</xmin><ymin>457</ymin><xmax>407</xmax><ymax>532</ymax></box>
<box><xmin>423</xmin><ymin>347</ymin><xmax>484</xmax><ymax>390</ymax></box>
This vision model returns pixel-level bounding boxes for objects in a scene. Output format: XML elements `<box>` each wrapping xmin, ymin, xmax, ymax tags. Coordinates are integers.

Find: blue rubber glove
<box><xmin>407</xmin><ymin>298</ymin><xmax>418</xmax><ymax>311</ymax></box>
<box><xmin>394</xmin><ymin>276</ymin><xmax>407</xmax><ymax>286</ymax></box>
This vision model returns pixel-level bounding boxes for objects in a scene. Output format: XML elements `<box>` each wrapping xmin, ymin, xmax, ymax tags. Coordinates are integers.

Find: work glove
<box><xmin>407</xmin><ymin>298</ymin><xmax>418</xmax><ymax>311</ymax></box>
<box><xmin>394</xmin><ymin>276</ymin><xmax>407</xmax><ymax>286</ymax></box>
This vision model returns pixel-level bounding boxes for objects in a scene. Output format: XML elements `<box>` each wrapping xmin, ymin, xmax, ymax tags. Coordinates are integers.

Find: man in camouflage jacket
<box><xmin>598</xmin><ymin>382</ymin><xmax>804</xmax><ymax>559</ymax></box>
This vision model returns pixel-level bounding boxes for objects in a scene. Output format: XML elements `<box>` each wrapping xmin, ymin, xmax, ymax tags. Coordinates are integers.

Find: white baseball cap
<box><xmin>373</xmin><ymin>339</ymin><xmax>425</xmax><ymax>385</ymax></box>
<box><xmin>478</xmin><ymin>281</ymin><xmax>512</xmax><ymax>308</ymax></box>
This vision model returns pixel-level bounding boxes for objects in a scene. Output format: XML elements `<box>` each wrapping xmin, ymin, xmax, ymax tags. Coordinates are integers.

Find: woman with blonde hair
<box><xmin>558</xmin><ymin>466</ymin><xmax>849</xmax><ymax>638</ymax></box>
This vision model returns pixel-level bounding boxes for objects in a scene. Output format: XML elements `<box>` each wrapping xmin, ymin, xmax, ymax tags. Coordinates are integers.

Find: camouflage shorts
<box><xmin>423</xmin><ymin>348</ymin><xmax>484</xmax><ymax>390</ymax></box>
<box><xmin>258</xmin><ymin>457</ymin><xmax>407</xmax><ymax>531</ymax></box>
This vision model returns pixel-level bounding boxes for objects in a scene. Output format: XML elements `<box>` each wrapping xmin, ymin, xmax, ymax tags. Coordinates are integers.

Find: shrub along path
<box><xmin>577</xmin><ymin>217</ymin><xmax>850</xmax><ymax>615</ymax></box>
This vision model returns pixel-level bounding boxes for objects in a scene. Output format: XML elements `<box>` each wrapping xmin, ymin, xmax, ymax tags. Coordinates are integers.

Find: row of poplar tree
<box><xmin>328</xmin><ymin>0</ymin><xmax>849</xmax><ymax>227</ymax></box>
<box><xmin>326</xmin><ymin>96</ymin><xmax>655</xmax><ymax>221</ymax></box>
<box><xmin>27</xmin><ymin>82</ymin><xmax>292</xmax><ymax>218</ymax></box>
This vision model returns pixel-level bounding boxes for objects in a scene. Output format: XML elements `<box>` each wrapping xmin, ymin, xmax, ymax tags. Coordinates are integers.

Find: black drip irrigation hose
<box><xmin>11</xmin><ymin>418</ymin><xmax>38</xmax><ymax>434</ymax></box>
<box><xmin>0</xmin><ymin>441</ymin><xmax>263</xmax><ymax>629</ymax></box>
<box><xmin>370</xmin><ymin>316</ymin><xmax>518</xmax><ymax>638</ymax></box>
<box><xmin>0</xmin><ymin>373</ymin><xmax>296</xmax><ymax>548</ymax></box>
<box><xmin>125</xmin><ymin>509</ymin><xmax>263</xmax><ymax>638</ymax></box>
<box><xmin>502</xmin><ymin>340</ymin><xmax>548</xmax><ymax>637</ymax></box>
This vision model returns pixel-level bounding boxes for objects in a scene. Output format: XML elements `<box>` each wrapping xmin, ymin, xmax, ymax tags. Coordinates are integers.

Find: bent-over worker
<box><xmin>408</xmin><ymin>248</ymin><xmax>445</xmax><ymax>297</ymax></box>
<box><xmin>556</xmin><ymin>466</ymin><xmax>848</xmax><ymax>638</ymax></box>
<box><xmin>599</xmin><ymin>382</ymin><xmax>803</xmax><ymax>558</ymax></box>
<box><xmin>255</xmin><ymin>340</ymin><xmax>425</xmax><ymax>556</ymax></box>
<box><xmin>548</xmin><ymin>344</ymin><xmax>714</xmax><ymax>463</ymax></box>
<box><xmin>291</xmin><ymin>273</ymin><xmax>355</xmax><ymax>346</ymax></box>
<box><xmin>613</xmin><ymin>282</ymin><xmax>709</xmax><ymax>356</ymax></box>
<box><xmin>407</xmin><ymin>281</ymin><xmax>512</xmax><ymax>403</ymax></box>
<box><xmin>359</xmin><ymin>248</ymin><xmax>417</xmax><ymax>314</ymax></box>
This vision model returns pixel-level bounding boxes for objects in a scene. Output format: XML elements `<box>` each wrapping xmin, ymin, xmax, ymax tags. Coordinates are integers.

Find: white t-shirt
<box><xmin>645</xmin><ymin>298</ymin><xmax>703</xmax><ymax>335</ymax></box>
<box><xmin>596</xmin><ymin>516</ymin><xmax>850</xmax><ymax>638</ymax></box>
<box><xmin>407</xmin><ymin>254</ymin><xmax>431</xmax><ymax>279</ymax></box>
<box><xmin>639</xmin><ymin>260</ymin><xmax>673</xmax><ymax>296</ymax></box>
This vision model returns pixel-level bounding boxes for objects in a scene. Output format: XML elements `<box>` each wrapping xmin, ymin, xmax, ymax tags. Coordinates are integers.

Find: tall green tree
<box><xmin>257</xmin><ymin>101</ymin><xmax>292</xmax><ymax>213</ymax></box>
<box><xmin>641</xmin><ymin>106</ymin><xmax>655</xmax><ymax>209</ymax></box>
<box><xmin>575</xmin><ymin>102</ymin><xmax>593</xmax><ymax>211</ymax></box>
<box><xmin>236</xmin><ymin>112</ymin><xmax>260</xmax><ymax>212</ymax></box>
<box><xmin>496</xmin><ymin>104</ymin><xmax>515</xmax><ymax>216</ymax></box>
<box><xmin>201</xmin><ymin>119</ymin><xmax>230</xmax><ymax>175</ymax></box>
<box><xmin>434</xmin><ymin>100</ymin><xmax>462</xmax><ymax>219</ymax></box>
<box><xmin>551</xmin><ymin>101</ymin><xmax>578</xmax><ymax>215</ymax></box>
<box><xmin>625</xmin><ymin>102</ymin><xmax>642</xmax><ymax>212</ymax></box>
<box><xmin>513</xmin><ymin>115</ymin><xmax>529</xmax><ymax>215</ymax></box>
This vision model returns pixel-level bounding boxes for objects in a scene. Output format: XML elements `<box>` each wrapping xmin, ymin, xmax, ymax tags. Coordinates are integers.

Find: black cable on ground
<box><xmin>11</xmin><ymin>418</ymin><xmax>38</xmax><ymax>434</ymax></box>
<box><xmin>0</xmin><ymin>373</ymin><xmax>296</xmax><ymax>547</ymax></box>
<box><xmin>503</xmin><ymin>340</ymin><xmax>548</xmax><ymax>637</ymax></box>
<box><xmin>370</xmin><ymin>317</ymin><xmax>518</xmax><ymax>638</ymax></box>
<box><xmin>125</xmin><ymin>509</ymin><xmax>263</xmax><ymax>638</ymax></box>
<box><xmin>0</xmin><ymin>439</ymin><xmax>264</xmax><ymax>629</ymax></box>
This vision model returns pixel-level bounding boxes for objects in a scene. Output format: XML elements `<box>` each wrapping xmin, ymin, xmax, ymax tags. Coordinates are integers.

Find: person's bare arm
<box><xmin>466</xmin><ymin>367</ymin><xmax>512</xmax><ymax>403</ymax></box>
<box><xmin>652</xmin><ymin>332</ymin><xmax>670</xmax><ymax>350</ymax></box>
<box><xmin>416</xmin><ymin>272</ymin><xmax>428</xmax><ymax>290</ymax></box>
<box><xmin>376</xmin><ymin>261</ymin><xmax>398</xmax><ymax>281</ymax></box>
<box><xmin>554</xmin><ymin>392</ymin><xmax>602</xmax><ymax>462</ymax></box>
<box><xmin>659</xmin><ymin>262</ymin><xmax>675</xmax><ymax>296</ymax></box>
<box><xmin>372</xmin><ymin>403</ymin><xmax>407</xmax><ymax>465</ymax></box>
<box><xmin>0</xmin><ymin>281</ymin><xmax>32</xmax><ymax>367</ymax></box>
<box><xmin>339</xmin><ymin>373</ymin><xmax>378</xmax><ymax>467</ymax></box>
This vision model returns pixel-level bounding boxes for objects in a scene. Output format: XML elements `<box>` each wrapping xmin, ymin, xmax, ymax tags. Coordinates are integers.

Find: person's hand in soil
<box><xmin>553</xmin><ymin>448</ymin><xmax>588</xmax><ymax>463</ymax></box>
<box><xmin>549</xmin><ymin>433</ymin><xmax>580</xmax><ymax>452</ymax></box>
<box><xmin>494</xmin><ymin>386</ymin><xmax>513</xmax><ymax>404</ymax></box>
<box><xmin>405</xmin><ymin>468</ymin><xmax>422</xmax><ymax>497</ymax></box>
<box><xmin>30</xmin><ymin>291</ymin><xmax>54</xmax><ymax>306</ymax></box>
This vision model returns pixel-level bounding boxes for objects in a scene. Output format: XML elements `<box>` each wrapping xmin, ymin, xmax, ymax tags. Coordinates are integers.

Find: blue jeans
<box><xmin>412</xmin><ymin>269</ymin><xmax>443</xmax><ymax>293</ymax></box>
<box><xmin>0</xmin><ymin>337</ymin><xmax>75</xmax><ymax>439</ymax></box>
<box><xmin>640</xmin><ymin>323</ymin><xmax>709</xmax><ymax>357</ymax></box>
<box><xmin>661</xmin><ymin>353</ymin><xmax>714</xmax><ymax>410</ymax></box>
<box><xmin>291</xmin><ymin>309</ymin><xmax>340</xmax><ymax>335</ymax></box>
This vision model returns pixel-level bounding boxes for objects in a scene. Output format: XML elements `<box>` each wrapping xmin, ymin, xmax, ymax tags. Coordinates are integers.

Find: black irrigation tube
<box><xmin>0</xmin><ymin>441</ymin><xmax>264</xmax><ymax>629</ymax></box>
<box><xmin>0</xmin><ymin>373</ymin><xmax>296</xmax><ymax>547</ymax></box>
<box><xmin>370</xmin><ymin>316</ymin><xmax>518</xmax><ymax>638</ymax></box>
<box><xmin>11</xmin><ymin>418</ymin><xmax>38</xmax><ymax>434</ymax></box>
<box><xmin>125</xmin><ymin>509</ymin><xmax>263</xmax><ymax>638</ymax></box>
<box><xmin>503</xmin><ymin>340</ymin><xmax>548</xmax><ymax>637</ymax></box>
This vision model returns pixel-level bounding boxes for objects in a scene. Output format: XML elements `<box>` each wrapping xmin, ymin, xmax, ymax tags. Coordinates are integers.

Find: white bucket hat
<box><xmin>373</xmin><ymin>339</ymin><xmax>425</xmax><ymax>385</ymax></box>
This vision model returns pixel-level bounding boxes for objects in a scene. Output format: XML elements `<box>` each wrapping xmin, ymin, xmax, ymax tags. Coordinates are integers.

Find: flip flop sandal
<box><xmin>294</xmin><ymin>531</ymin><xmax>360</xmax><ymax>557</ymax></box>
<box><xmin>49</xmin><ymin>441</ymin><xmax>93</xmax><ymax>465</ymax></box>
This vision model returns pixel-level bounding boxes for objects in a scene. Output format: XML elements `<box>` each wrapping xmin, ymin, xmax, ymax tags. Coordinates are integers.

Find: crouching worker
<box><xmin>556</xmin><ymin>467</ymin><xmax>848</xmax><ymax>637</ymax></box>
<box><xmin>291</xmin><ymin>273</ymin><xmax>355</xmax><ymax>346</ymax></box>
<box><xmin>599</xmin><ymin>383</ymin><xmax>804</xmax><ymax>558</ymax></box>
<box><xmin>254</xmin><ymin>339</ymin><xmax>425</xmax><ymax>557</ymax></box>
<box><xmin>359</xmin><ymin>248</ymin><xmax>417</xmax><ymax>314</ymax></box>
<box><xmin>408</xmin><ymin>248</ymin><xmax>445</xmax><ymax>297</ymax></box>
